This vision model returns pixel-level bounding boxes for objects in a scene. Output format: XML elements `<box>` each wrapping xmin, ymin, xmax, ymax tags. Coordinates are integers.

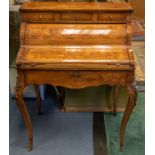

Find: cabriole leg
<box><xmin>15</xmin><ymin>80</ymin><xmax>33</xmax><ymax>151</ymax></box>
<box><xmin>120</xmin><ymin>84</ymin><xmax>137</xmax><ymax>151</ymax></box>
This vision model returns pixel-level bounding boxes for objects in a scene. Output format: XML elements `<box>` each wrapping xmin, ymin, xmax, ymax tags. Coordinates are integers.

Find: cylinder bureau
<box><xmin>15</xmin><ymin>2</ymin><xmax>137</xmax><ymax>151</ymax></box>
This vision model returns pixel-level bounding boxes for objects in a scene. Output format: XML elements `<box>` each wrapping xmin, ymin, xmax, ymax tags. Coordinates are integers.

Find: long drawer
<box><xmin>21</xmin><ymin>12</ymin><xmax>130</xmax><ymax>23</ymax></box>
<box><xmin>24</xmin><ymin>70</ymin><xmax>134</xmax><ymax>88</ymax></box>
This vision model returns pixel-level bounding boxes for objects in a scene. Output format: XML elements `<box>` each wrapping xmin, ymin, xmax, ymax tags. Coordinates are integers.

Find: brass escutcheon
<box><xmin>71</xmin><ymin>71</ymin><xmax>81</xmax><ymax>77</ymax></box>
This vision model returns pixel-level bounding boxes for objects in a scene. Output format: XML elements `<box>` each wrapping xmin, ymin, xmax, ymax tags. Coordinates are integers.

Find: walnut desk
<box><xmin>15</xmin><ymin>2</ymin><xmax>137</xmax><ymax>151</ymax></box>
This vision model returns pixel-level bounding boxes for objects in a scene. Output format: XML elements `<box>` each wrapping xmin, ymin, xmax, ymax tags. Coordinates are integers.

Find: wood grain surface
<box><xmin>23</xmin><ymin>70</ymin><xmax>131</xmax><ymax>88</ymax></box>
<box><xmin>16</xmin><ymin>45</ymin><xmax>133</xmax><ymax>70</ymax></box>
<box><xmin>21</xmin><ymin>24</ymin><xmax>127</xmax><ymax>45</ymax></box>
<box><xmin>20</xmin><ymin>2</ymin><xmax>133</xmax><ymax>12</ymax></box>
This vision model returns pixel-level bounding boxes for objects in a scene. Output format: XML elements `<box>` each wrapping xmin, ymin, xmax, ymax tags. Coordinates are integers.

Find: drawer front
<box><xmin>21</xmin><ymin>12</ymin><xmax>129</xmax><ymax>23</ymax></box>
<box><xmin>22</xmin><ymin>13</ymin><xmax>55</xmax><ymax>22</ymax></box>
<box><xmin>59</xmin><ymin>13</ymin><xmax>93</xmax><ymax>22</ymax></box>
<box><xmin>97</xmin><ymin>13</ymin><xmax>128</xmax><ymax>23</ymax></box>
<box><xmin>24</xmin><ymin>70</ymin><xmax>131</xmax><ymax>88</ymax></box>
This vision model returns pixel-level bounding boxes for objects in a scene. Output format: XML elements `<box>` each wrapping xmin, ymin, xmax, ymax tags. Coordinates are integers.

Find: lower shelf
<box><xmin>61</xmin><ymin>85</ymin><xmax>129</xmax><ymax>112</ymax></box>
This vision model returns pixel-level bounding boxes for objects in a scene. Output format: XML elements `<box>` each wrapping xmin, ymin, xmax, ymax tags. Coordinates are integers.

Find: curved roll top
<box><xmin>20</xmin><ymin>23</ymin><xmax>127</xmax><ymax>45</ymax></box>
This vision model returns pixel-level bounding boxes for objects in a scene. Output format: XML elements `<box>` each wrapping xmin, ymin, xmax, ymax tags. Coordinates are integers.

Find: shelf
<box><xmin>62</xmin><ymin>85</ymin><xmax>129</xmax><ymax>112</ymax></box>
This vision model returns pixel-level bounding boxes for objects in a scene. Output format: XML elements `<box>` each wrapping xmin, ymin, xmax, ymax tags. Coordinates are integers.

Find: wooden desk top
<box><xmin>20</xmin><ymin>2</ymin><xmax>133</xmax><ymax>13</ymax></box>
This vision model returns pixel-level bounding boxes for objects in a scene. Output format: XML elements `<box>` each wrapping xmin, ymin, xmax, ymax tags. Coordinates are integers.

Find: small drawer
<box><xmin>22</xmin><ymin>13</ymin><xmax>55</xmax><ymax>22</ymax></box>
<box><xmin>97</xmin><ymin>13</ymin><xmax>128</xmax><ymax>23</ymax></box>
<box><xmin>59</xmin><ymin>13</ymin><xmax>93</xmax><ymax>22</ymax></box>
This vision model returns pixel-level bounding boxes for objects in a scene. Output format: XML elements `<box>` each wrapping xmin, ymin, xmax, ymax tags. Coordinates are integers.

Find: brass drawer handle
<box><xmin>71</xmin><ymin>71</ymin><xmax>81</xmax><ymax>77</ymax></box>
